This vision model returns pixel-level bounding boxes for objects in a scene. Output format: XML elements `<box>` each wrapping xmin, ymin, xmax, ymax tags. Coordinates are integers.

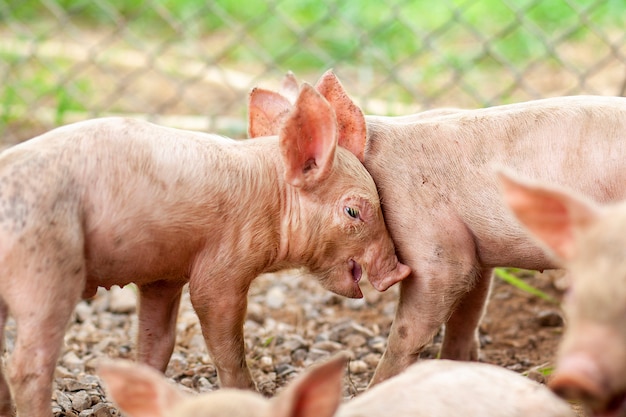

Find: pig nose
<box><xmin>370</xmin><ymin>258</ymin><xmax>411</xmax><ymax>292</ymax></box>
<box><xmin>549</xmin><ymin>354</ymin><xmax>605</xmax><ymax>405</ymax></box>
<box><xmin>394</xmin><ymin>261</ymin><xmax>411</xmax><ymax>282</ymax></box>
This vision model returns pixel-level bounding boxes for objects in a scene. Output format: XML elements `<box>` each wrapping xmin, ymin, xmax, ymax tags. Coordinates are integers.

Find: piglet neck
<box><xmin>237</xmin><ymin>137</ymin><xmax>327</xmax><ymax>274</ymax></box>
<box><xmin>247</xmin><ymin>144</ymin><xmax>310</xmax><ymax>272</ymax></box>
<box><xmin>275</xmin><ymin>182</ymin><xmax>301</xmax><ymax>268</ymax></box>
<box><xmin>214</xmin><ymin>137</ymin><xmax>285</xmax><ymax>273</ymax></box>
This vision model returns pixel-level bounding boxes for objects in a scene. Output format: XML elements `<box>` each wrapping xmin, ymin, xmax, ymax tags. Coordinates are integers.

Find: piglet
<box><xmin>248</xmin><ymin>70</ymin><xmax>626</xmax><ymax>387</ymax></box>
<box><xmin>499</xmin><ymin>170</ymin><xmax>626</xmax><ymax>417</ymax></box>
<box><xmin>99</xmin><ymin>354</ymin><xmax>575</xmax><ymax>417</ymax></box>
<box><xmin>0</xmin><ymin>83</ymin><xmax>409</xmax><ymax>417</ymax></box>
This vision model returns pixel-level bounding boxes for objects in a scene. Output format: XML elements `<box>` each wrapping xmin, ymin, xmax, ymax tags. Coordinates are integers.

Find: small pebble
<box><xmin>195</xmin><ymin>377</ymin><xmax>213</xmax><ymax>392</ymax></box>
<box><xmin>266</xmin><ymin>286</ymin><xmax>286</xmax><ymax>309</ymax></box>
<box><xmin>307</xmin><ymin>348</ymin><xmax>332</xmax><ymax>362</ymax></box>
<box><xmin>526</xmin><ymin>369</ymin><xmax>546</xmax><ymax>384</ymax></box>
<box><xmin>62</xmin><ymin>351</ymin><xmax>85</xmax><ymax>373</ymax></box>
<box><xmin>311</xmin><ymin>340</ymin><xmax>343</xmax><ymax>352</ymax></box>
<box><xmin>537</xmin><ymin>310</ymin><xmax>564</xmax><ymax>327</ymax></box>
<box><xmin>71</xmin><ymin>390</ymin><xmax>92</xmax><ymax>412</ymax></box>
<box><xmin>291</xmin><ymin>348</ymin><xmax>308</xmax><ymax>364</ymax></box>
<box><xmin>74</xmin><ymin>302</ymin><xmax>93</xmax><ymax>324</ymax></box>
<box><xmin>348</xmin><ymin>360</ymin><xmax>368</xmax><ymax>374</ymax></box>
<box><xmin>344</xmin><ymin>297</ymin><xmax>366</xmax><ymax>310</ymax></box>
<box><xmin>275</xmin><ymin>364</ymin><xmax>296</xmax><ymax>377</ymax></box>
<box><xmin>246</xmin><ymin>302</ymin><xmax>265</xmax><ymax>323</ymax></box>
<box><xmin>367</xmin><ymin>336</ymin><xmax>386</xmax><ymax>353</ymax></box>
<box><xmin>256</xmin><ymin>373</ymin><xmax>277</xmax><ymax>396</ymax></box>
<box><xmin>259</xmin><ymin>356</ymin><xmax>274</xmax><ymax>372</ymax></box>
<box><xmin>54</xmin><ymin>390</ymin><xmax>73</xmax><ymax>412</ymax></box>
<box><xmin>56</xmin><ymin>378</ymin><xmax>93</xmax><ymax>392</ymax></box>
<box><xmin>343</xmin><ymin>334</ymin><xmax>367</xmax><ymax>348</ymax></box>
<box><xmin>362</xmin><ymin>352</ymin><xmax>381</xmax><ymax>368</ymax></box>
<box><xmin>92</xmin><ymin>403</ymin><xmax>115</xmax><ymax>417</ymax></box>
<box><xmin>168</xmin><ymin>353</ymin><xmax>189</xmax><ymax>374</ymax></box>
<box><xmin>280</xmin><ymin>335</ymin><xmax>308</xmax><ymax>351</ymax></box>
<box><xmin>108</xmin><ymin>285</ymin><xmax>137</xmax><ymax>314</ymax></box>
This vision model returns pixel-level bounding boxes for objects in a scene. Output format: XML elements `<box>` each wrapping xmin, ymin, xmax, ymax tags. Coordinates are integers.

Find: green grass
<box><xmin>262</xmin><ymin>336</ymin><xmax>275</xmax><ymax>347</ymax></box>
<box><xmin>523</xmin><ymin>363</ymin><xmax>554</xmax><ymax>377</ymax></box>
<box><xmin>494</xmin><ymin>268</ymin><xmax>558</xmax><ymax>304</ymax></box>
<box><xmin>2</xmin><ymin>0</ymin><xmax>622</xmax><ymax>73</ymax></box>
<box><xmin>0</xmin><ymin>49</ymin><xmax>91</xmax><ymax>129</ymax></box>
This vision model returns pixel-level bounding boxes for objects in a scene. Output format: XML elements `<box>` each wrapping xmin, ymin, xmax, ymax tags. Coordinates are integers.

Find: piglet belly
<box><xmin>83</xmin><ymin>231</ymin><xmax>202</xmax><ymax>296</ymax></box>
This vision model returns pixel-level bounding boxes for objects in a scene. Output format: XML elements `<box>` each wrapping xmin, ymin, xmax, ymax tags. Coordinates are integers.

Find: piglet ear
<box><xmin>98</xmin><ymin>360</ymin><xmax>185</xmax><ymax>417</ymax></box>
<box><xmin>280</xmin><ymin>82</ymin><xmax>338</xmax><ymax>188</ymax></box>
<box><xmin>270</xmin><ymin>354</ymin><xmax>347</xmax><ymax>417</ymax></box>
<box><xmin>498</xmin><ymin>169</ymin><xmax>600</xmax><ymax>261</ymax></box>
<box><xmin>315</xmin><ymin>70</ymin><xmax>367</xmax><ymax>163</ymax></box>
<box><xmin>280</xmin><ymin>71</ymin><xmax>300</xmax><ymax>104</ymax></box>
<box><xmin>248</xmin><ymin>87</ymin><xmax>294</xmax><ymax>138</ymax></box>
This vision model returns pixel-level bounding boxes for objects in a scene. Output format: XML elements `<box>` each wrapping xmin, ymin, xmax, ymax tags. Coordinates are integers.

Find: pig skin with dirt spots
<box><xmin>99</xmin><ymin>354</ymin><xmax>575</xmax><ymax>417</ymax></box>
<box><xmin>247</xmin><ymin>70</ymin><xmax>626</xmax><ymax>388</ymax></box>
<box><xmin>500</xmin><ymin>171</ymin><xmax>626</xmax><ymax>417</ymax></box>
<box><xmin>0</xmin><ymin>83</ymin><xmax>409</xmax><ymax>417</ymax></box>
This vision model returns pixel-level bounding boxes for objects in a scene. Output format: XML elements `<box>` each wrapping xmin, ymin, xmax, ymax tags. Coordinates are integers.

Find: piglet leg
<box><xmin>440</xmin><ymin>267</ymin><xmax>492</xmax><ymax>360</ymax></box>
<box><xmin>369</xmin><ymin>244</ymin><xmax>479</xmax><ymax>386</ymax></box>
<box><xmin>368</xmin><ymin>212</ymin><xmax>480</xmax><ymax>387</ymax></box>
<box><xmin>189</xmin><ymin>269</ymin><xmax>254</xmax><ymax>390</ymax></box>
<box><xmin>369</xmin><ymin>270</ymin><xmax>454</xmax><ymax>387</ymax></box>
<box><xmin>6</xmin><ymin>263</ymin><xmax>85</xmax><ymax>417</ymax></box>
<box><xmin>136</xmin><ymin>280</ymin><xmax>184</xmax><ymax>372</ymax></box>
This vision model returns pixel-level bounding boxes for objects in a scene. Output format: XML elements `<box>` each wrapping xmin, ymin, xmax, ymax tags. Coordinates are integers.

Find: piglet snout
<box><xmin>550</xmin><ymin>354</ymin><xmax>603</xmax><ymax>400</ymax></box>
<box><xmin>367</xmin><ymin>255</ymin><xmax>411</xmax><ymax>292</ymax></box>
<box><xmin>549</xmin><ymin>353</ymin><xmax>624</xmax><ymax>415</ymax></box>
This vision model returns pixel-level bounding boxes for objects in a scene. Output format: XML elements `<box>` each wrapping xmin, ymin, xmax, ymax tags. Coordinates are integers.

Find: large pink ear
<box><xmin>270</xmin><ymin>354</ymin><xmax>347</xmax><ymax>417</ymax></box>
<box><xmin>248</xmin><ymin>87</ymin><xmax>294</xmax><ymax>138</ymax></box>
<box><xmin>315</xmin><ymin>70</ymin><xmax>367</xmax><ymax>163</ymax></box>
<box><xmin>98</xmin><ymin>360</ymin><xmax>185</xmax><ymax>417</ymax></box>
<box><xmin>498</xmin><ymin>170</ymin><xmax>600</xmax><ymax>260</ymax></box>
<box><xmin>280</xmin><ymin>82</ymin><xmax>338</xmax><ymax>188</ymax></box>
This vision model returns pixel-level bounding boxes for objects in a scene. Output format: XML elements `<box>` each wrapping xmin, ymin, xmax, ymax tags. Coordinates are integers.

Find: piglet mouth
<box><xmin>592</xmin><ymin>391</ymin><xmax>626</xmax><ymax>417</ymax></box>
<box><xmin>349</xmin><ymin>259</ymin><xmax>362</xmax><ymax>283</ymax></box>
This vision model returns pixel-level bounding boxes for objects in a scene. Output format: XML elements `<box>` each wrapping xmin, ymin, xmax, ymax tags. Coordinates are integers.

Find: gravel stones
<box><xmin>0</xmin><ymin>269</ymin><xmax>567</xmax><ymax>416</ymax></box>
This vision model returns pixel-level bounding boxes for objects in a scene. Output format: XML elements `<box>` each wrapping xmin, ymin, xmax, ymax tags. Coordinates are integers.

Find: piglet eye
<box><xmin>345</xmin><ymin>206</ymin><xmax>359</xmax><ymax>219</ymax></box>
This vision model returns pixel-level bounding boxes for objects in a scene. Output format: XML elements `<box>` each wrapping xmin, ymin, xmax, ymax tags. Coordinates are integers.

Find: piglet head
<box><xmin>99</xmin><ymin>359</ymin><xmax>269</xmax><ymax>417</ymax></box>
<box><xmin>499</xmin><ymin>170</ymin><xmax>626</xmax><ymax>416</ymax></box>
<box><xmin>259</xmin><ymin>82</ymin><xmax>410</xmax><ymax>298</ymax></box>
<box><xmin>99</xmin><ymin>355</ymin><xmax>348</xmax><ymax>417</ymax></box>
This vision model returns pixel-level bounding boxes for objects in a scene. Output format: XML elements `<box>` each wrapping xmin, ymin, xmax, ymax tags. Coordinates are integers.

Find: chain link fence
<box><xmin>1</xmin><ymin>0</ymin><xmax>625</xmax><ymax>144</ymax></box>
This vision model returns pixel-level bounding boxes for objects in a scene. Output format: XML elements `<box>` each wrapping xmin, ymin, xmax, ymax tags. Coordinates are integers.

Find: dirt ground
<box><xmin>12</xmin><ymin>266</ymin><xmax>584</xmax><ymax>416</ymax></box>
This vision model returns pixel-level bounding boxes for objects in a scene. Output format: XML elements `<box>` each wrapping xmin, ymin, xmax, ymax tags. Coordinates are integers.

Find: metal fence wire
<box><xmin>1</xmin><ymin>0</ymin><xmax>625</xmax><ymax>144</ymax></box>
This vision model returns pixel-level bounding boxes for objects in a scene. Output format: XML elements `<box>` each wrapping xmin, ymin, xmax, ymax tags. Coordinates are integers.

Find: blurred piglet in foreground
<box><xmin>0</xmin><ymin>83</ymin><xmax>409</xmax><ymax>417</ymax></box>
<box><xmin>99</xmin><ymin>355</ymin><xmax>575</xmax><ymax>417</ymax></box>
<box><xmin>250</xmin><ymin>71</ymin><xmax>626</xmax><ymax>387</ymax></box>
<box><xmin>500</xmin><ymin>171</ymin><xmax>626</xmax><ymax>417</ymax></box>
